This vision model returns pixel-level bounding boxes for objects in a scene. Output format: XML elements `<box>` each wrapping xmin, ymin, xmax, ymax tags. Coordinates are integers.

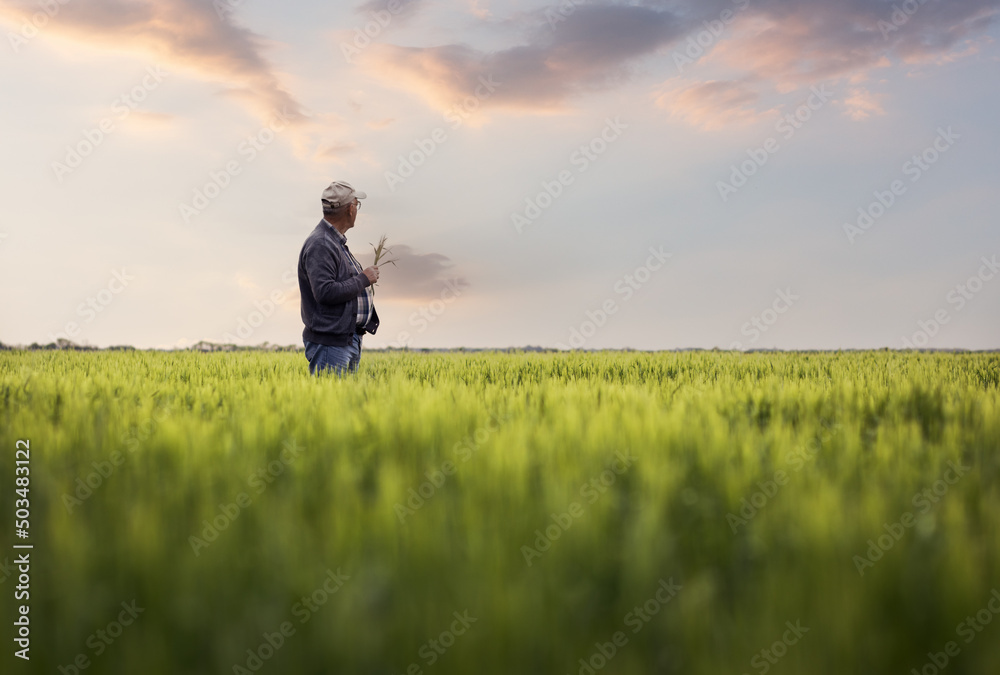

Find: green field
<box><xmin>2</xmin><ymin>350</ymin><xmax>999</xmax><ymax>675</ymax></box>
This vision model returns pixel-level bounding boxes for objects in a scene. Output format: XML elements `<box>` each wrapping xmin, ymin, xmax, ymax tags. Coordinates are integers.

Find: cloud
<box><xmin>0</xmin><ymin>0</ymin><xmax>308</xmax><ymax>125</ymax></box>
<box><xmin>905</xmin><ymin>35</ymin><xmax>991</xmax><ymax>66</ymax></box>
<box><xmin>370</xmin><ymin>245</ymin><xmax>469</xmax><ymax>301</ymax></box>
<box><xmin>318</xmin><ymin>141</ymin><xmax>360</xmax><ymax>161</ymax></box>
<box><xmin>355</xmin><ymin>0</ymin><xmax>425</xmax><ymax>25</ymax></box>
<box><xmin>465</xmin><ymin>0</ymin><xmax>493</xmax><ymax>21</ymax></box>
<box><xmin>234</xmin><ymin>273</ymin><xmax>258</xmax><ymax>291</ymax></box>
<box><xmin>654</xmin><ymin>78</ymin><xmax>775</xmax><ymax>129</ymax></box>
<box><xmin>841</xmin><ymin>87</ymin><xmax>886</xmax><ymax>121</ymax></box>
<box><xmin>700</xmin><ymin>0</ymin><xmax>1000</xmax><ymax>85</ymax></box>
<box><xmin>127</xmin><ymin>110</ymin><xmax>176</xmax><ymax>126</ymax></box>
<box><xmin>366</xmin><ymin>3</ymin><xmax>687</xmax><ymax>112</ymax></box>
<box><xmin>364</xmin><ymin>0</ymin><xmax>1000</xmax><ymax>116</ymax></box>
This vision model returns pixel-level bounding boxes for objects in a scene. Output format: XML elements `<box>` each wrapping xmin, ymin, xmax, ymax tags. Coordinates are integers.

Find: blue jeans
<box><xmin>304</xmin><ymin>335</ymin><xmax>363</xmax><ymax>376</ymax></box>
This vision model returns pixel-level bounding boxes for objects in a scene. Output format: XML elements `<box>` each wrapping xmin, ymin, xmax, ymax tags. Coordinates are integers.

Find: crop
<box><xmin>0</xmin><ymin>349</ymin><xmax>997</xmax><ymax>675</ymax></box>
<box><xmin>369</xmin><ymin>234</ymin><xmax>398</xmax><ymax>293</ymax></box>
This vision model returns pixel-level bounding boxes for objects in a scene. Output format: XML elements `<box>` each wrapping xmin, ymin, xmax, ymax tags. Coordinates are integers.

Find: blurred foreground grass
<box><xmin>1</xmin><ymin>349</ymin><xmax>999</xmax><ymax>674</ymax></box>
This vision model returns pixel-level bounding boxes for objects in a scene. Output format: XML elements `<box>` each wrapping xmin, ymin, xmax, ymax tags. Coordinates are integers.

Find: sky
<box><xmin>0</xmin><ymin>0</ymin><xmax>998</xmax><ymax>351</ymax></box>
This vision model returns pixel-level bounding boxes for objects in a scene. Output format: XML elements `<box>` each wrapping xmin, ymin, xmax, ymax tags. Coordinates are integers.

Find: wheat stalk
<box><xmin>369</xmin><ymin>234</ymin><xmax>398</xmax><ymax>294</ymax></box>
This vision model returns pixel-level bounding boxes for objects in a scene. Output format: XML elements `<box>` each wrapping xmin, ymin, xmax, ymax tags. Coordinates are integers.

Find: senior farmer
<box><xmin>298</xmin><ymin>181</ymin><xmax>380</xmax><ymax>375</ymax></box>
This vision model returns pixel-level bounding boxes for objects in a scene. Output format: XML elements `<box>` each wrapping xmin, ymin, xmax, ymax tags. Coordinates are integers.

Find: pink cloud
<box><xmin>361</xmin><ymin>0</ymin><xmax>1000</xmax><ymax>120</ymax></box>
<box><xmin>654</xmin><ymin>79</ymin><xmax>776</xmax><ymax>130</ymax></box>
<box><xmin>841</xmin><ymin>87</ymin><xmax>887</xmax><ymax>121</ymax></box>
<box><xmin>0</xmin><ymin>0</ymin><xmax>308</xmax><ymax>125</ymax></box>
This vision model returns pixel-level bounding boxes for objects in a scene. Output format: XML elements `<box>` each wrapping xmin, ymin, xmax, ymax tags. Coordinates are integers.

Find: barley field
<box><xmin>1</xmin><ymin>349</ymin><xmax>999</xmax><ymax>675</ymax></box>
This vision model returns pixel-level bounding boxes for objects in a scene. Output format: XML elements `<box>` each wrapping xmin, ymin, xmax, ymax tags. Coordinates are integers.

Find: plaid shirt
<box><xmin>325</xmin><ymin>223</ymin><xmax>374</xmax><ymax>328</ymax></box>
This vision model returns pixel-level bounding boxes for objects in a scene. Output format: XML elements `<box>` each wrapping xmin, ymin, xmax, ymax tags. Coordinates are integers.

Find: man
<box><xmin>298</xmin><ymin>180</ymin><xmax>380</xmax><ymax>375</ymax></box>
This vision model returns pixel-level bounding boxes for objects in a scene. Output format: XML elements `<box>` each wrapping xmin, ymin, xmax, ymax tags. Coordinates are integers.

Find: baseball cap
<box><xmin>321</xmin><ymin>181</ymin><xmax>367</xmax><ymax>211</ymax></box>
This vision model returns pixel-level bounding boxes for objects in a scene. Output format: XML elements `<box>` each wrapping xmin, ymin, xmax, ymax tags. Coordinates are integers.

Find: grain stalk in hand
<box><xmin>369</xmin><ymin>234</ymin><xmax>398</xmax><ymax>294</ymax></box>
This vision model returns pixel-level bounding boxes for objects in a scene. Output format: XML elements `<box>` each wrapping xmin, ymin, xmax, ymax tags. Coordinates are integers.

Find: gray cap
<box><xmin>321</xmin><ymin>181</ymin><xmax>367</xmax><ymax>212</ymax></box>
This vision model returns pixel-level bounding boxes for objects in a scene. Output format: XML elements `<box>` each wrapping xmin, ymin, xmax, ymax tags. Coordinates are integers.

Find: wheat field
<box><xmin>1</xmin><ymin>349</ymin><xmax>998</xmax><ymax>675</ymax></box>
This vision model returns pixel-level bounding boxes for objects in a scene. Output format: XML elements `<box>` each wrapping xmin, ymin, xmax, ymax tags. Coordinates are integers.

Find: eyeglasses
<box><xmin>354</xmin><ymin>200</ymin><xmax>362</xmax><ymax>209</ymax></box>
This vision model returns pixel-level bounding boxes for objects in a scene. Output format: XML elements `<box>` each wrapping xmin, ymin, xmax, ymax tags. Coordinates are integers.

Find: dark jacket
<box><xmin>298</xmin><ymin>221</ymin><xmax>379</xmax><ymax>346</ymax></box>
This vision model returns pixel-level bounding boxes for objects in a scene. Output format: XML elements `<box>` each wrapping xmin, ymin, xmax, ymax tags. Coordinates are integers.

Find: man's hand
<box><xmin>363</xmin><ymin>266</ymin><xmax>379</xmax><ymax>284</ymax></box>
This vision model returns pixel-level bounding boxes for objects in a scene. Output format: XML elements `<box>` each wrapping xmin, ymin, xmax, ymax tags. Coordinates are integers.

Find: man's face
<box><xmin>348</xmin><ymin>199</ymin><xmax>361</xmax><ymax>227</ymax></box>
